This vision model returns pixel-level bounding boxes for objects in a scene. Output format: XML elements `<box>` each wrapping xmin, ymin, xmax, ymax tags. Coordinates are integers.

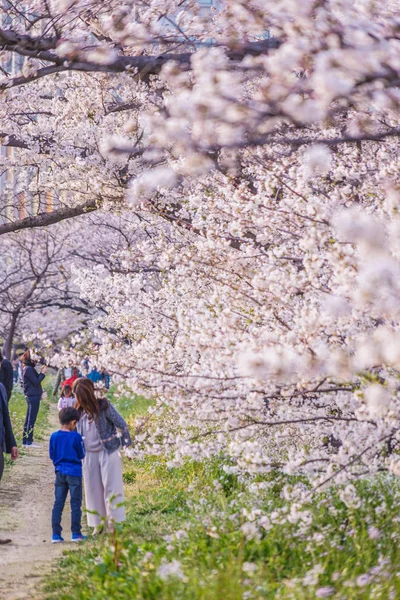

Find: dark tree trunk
<box><xmin>3</xmin><ymin>312</ymin><xmax>19</xmax><ymax>359</ymax></box>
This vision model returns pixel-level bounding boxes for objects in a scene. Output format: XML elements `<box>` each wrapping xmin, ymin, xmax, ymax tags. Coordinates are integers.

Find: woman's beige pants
<box><xmin>83</xmin><ymin>448</ymin><xmax>126</xmax><ymax>527</ymax></box>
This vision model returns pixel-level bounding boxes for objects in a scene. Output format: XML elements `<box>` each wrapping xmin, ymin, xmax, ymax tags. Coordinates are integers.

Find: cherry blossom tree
<box><xmin>0</xmin><ymin>226</ymin><xmax>93</xmax><ymax>357</ymax></box>
<box><xmin>0</xmin><ymin>211</ymin><xmax>147</xmax><ymax>356</ymax></box>
<box><xmin>1</xmin><ymin>0</ymin><xmax>400</xmax><ymax>491</ymax></box>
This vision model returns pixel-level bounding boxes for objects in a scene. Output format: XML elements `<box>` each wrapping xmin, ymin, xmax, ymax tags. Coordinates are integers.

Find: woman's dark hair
<box><xmin>72</xmin><ymin>377</ymin><xmax>108</xmax><ymax>420</ymax></box>
<box><xmin>59</xmin><ymin>407</ymin><xmax>80</xmax><ymax>425</ymax></box>
<box><xmin>20</xmin><ymin>349</ymin><xmax>35</xmax><ymax>367</ymax></box>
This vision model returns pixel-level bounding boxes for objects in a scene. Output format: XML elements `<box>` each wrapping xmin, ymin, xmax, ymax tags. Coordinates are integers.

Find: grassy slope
<box><xmin>43</xmin><ymin>395</ymin><xmax>400</xmax><ymax>600</ymax></box>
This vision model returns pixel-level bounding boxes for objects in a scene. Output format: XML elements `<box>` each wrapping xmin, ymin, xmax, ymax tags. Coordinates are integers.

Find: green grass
<box><xmin>43</xmin><ymin>394</ymin><xmax>400</xmax><ymax>600</ymax></box>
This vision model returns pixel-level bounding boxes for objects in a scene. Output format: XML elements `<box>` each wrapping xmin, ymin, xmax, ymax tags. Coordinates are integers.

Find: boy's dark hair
<box><xmin>59</xmin><ymin>407</ymin><xmax>80</xmax><ymax>425</ymax></box>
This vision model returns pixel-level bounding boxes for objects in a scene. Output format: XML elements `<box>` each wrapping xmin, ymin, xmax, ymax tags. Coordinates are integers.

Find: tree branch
<box><xmin>0</xmin><ymin>30</ymin><xmax>280</xmax><ymax>89</ymax></box>
<box><xmin>0</xmin><ymin>200</ymin><xmax>97</xmax><ymax>236</ymax></box>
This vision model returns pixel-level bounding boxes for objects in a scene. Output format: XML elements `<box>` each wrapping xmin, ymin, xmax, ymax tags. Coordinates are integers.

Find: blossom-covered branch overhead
<box><xmin>0</xmin><ymin>28</ymin><xmax>280</xmax><ymax>89</ymax></box>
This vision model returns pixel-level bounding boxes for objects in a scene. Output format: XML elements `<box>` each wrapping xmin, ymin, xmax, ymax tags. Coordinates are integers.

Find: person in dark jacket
<box><xmin>0</xmin><ymin>381</ymin><xmax>18</xmax><ymax>481</ymax></box>
<box><xmin>100</xmin><ymin>368</ymin><xmax>111</xmax><ymax>390</ymax></box>
<box><xmin>0</xmin><ymin>350</ymin><xmax>13</xmax><ymax>403</ymax></box>
<box><xmin>20</xmin><ymin>350</ymin><xmax>47</xmax><ymax>448</ymax></box>
<box><xmin>0</xmin><ymin>381</ymin><xmax>18</xmax><ymax>544</ymax></box>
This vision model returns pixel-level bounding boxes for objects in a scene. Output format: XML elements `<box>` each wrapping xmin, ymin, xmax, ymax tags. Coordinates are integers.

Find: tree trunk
<box><xmin>3</xmin><ymin>312</ymin><xmax>19</xmax><ymax>359</ymax></box>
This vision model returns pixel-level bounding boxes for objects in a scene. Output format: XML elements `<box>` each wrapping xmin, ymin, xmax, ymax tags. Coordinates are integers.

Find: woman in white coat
<box><xmin>73</xmin><ymin>377</ymin><xmax>132</xmax><ymax>533</ymax></box>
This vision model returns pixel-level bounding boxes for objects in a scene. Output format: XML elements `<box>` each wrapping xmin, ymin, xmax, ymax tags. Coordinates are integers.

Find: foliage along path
<box><xmin>0</xmin><ymin>401</ymin><xmax>70</xmax><ymax>600</ymax></box>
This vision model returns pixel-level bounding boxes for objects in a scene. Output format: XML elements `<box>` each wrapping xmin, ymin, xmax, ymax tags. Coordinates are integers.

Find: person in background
<box><xmin>12</xmin><ymin>358</ymin><xmax>19</xmax><ymax>385</ymax></box>
<box><xmin>20</xmin><ymin>349</ymin><xmax>47</xmax><ymax>448</ymax></box>
<box><xmin>62</xmin><ymin>367</ymin><xmax>80</xmax><ymax>390</ymax></box>
<box><xmin>58</xmin><ymin>384</ymin><xmax>75</xmax><ymax>411</ymax></box>
<box><xmin>87</xmin><ymin>367</ymin><xmax>102</xmax><ymax>384</ymax></box>
<box><xmin>0</xmin><ymin>381</ymin><xmax>18</xmax><ymax>545</ymax></box>
<box><xmin>53</xmin><ymin>363</ymin><xmax>80</xmax><ymax>399</ymax></box>
<box><xmin>0</xmin><ymin>350</ymin><xmax>13</xmax><ymax>403</ymax></box>
<box><xmin>100</xmin><ymin>368</ymin><xmax>111</xmax><ymax>390</ymax></box>
<box><xmin>73</xmin><ymin>377</ymin><xmax>132</xmax><ymax>534</ymax></box>
<box><xmin>81</xmin><ymin>356</ymin><xmax>89</xmax><ymax>374</ymax></box>
<box><xmin>0</xmin><ymin>381</ymin><xmax>18</xmax><ymax>482</ymax></box>
<box><xmin>17</xmin><ymin>358</ymin><xmax>23</xmax><ymax>387</ymax></box>
<box><xmin>49</xmin><ymin>407</ymin><xmax>86</xmax><ymax>543</ymax></box>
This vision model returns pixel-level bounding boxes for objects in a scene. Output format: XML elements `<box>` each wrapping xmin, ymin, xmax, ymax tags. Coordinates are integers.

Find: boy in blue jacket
<box><xmin>49</xmin><ymin>407</ymin><xmax>86</xmax><ymax>543</ymax></box>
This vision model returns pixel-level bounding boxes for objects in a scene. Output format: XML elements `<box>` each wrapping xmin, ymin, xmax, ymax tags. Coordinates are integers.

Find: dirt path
<box><xmin>0</xmin><ymin>402</ymin><xmax>75</xmax><ymax>600</ymax></box>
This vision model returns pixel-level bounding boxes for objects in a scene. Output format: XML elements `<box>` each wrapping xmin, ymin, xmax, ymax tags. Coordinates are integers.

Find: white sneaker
<box><xmin>27</xmin><ymin>443</ymin><xmax>42</xmax><ymax>449</ymax></box>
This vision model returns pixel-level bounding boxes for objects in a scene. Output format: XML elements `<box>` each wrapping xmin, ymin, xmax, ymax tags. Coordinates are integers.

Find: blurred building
<box><xmin>0</xmin><ymin>0</ymin><xmax>221</xmax><ymax>225</ymax></box>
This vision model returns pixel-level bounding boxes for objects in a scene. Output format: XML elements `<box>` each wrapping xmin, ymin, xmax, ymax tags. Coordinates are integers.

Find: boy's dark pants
<box><xmin>52</xmin><ymin>471</ymin><xmax>82</xmax><ymax>536</ymax></box>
